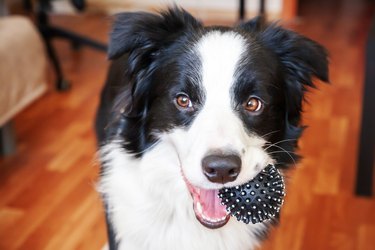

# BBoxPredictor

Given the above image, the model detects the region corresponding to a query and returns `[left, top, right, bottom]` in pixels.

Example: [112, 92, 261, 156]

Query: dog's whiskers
[265, 143, 297, 168]
[264, 138, 297, 151]
[259, 130, 281, 139]
[268, 150, 296, 155]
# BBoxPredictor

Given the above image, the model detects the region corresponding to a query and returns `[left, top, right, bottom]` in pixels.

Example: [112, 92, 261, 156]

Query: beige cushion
[0, 16, 47, 126]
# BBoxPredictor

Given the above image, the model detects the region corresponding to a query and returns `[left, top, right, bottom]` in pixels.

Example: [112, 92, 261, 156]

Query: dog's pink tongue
[199, 189, 228, 218]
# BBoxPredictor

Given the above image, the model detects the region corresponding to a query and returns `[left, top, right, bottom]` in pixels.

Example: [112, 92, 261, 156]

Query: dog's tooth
[196, 202, 203, 214]
[202, 214, 214, 223]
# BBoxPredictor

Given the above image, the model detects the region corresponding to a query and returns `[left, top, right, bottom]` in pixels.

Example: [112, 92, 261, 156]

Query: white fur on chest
[99, 141, 266, 250]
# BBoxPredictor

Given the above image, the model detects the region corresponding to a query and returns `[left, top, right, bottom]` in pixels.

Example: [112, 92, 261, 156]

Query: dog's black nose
[202, 154, 241, 184]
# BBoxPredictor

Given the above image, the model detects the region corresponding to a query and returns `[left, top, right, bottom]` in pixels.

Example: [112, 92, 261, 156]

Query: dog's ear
[240, 21, 329, 126]
[108, 7, 202, 117]
[108, 7, 202, 59]
[260, 25, 329, 128]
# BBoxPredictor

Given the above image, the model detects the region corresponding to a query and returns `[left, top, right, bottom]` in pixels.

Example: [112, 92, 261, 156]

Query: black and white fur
[95, 7, 328, 250]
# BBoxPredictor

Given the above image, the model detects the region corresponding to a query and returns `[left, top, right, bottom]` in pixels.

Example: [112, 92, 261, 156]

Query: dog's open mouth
[183, 176, 230, 229]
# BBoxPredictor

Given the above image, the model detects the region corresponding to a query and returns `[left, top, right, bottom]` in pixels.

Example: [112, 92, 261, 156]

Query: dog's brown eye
[176, 94, 193, 109]
[244, 97, 262, 113]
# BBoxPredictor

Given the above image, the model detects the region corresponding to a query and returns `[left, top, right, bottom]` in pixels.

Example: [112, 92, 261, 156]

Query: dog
[95, 7, 329, 250]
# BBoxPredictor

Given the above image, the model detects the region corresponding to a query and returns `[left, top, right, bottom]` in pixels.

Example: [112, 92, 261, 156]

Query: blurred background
[0, 0, 374, 249]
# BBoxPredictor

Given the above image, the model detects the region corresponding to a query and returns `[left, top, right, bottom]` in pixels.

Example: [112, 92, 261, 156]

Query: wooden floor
[0, 0, 374, 249]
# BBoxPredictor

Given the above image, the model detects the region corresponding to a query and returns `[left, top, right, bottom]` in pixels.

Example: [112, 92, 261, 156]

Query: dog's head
[105, 7, 328, 229]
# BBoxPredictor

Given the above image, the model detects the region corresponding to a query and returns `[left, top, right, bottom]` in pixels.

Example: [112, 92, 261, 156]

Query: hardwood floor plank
[357, 224, 375, 250]
[2, 157, 96, 248]
[21, 179, 105, 250]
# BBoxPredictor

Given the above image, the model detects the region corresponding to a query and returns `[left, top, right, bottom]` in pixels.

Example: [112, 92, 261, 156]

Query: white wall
[123, 0, 282, 15]
[74, 0, 285, 21]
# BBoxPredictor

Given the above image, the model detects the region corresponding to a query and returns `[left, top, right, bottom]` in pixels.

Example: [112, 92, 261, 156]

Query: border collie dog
[95, 7, 328, 250]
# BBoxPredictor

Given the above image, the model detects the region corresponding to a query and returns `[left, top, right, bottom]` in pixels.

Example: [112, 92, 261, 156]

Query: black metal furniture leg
[31, 0, 107, 91]
[40, 31, 71, 91]
[0, 122, 16, 155]
[355, 16, 375, 197]
[49, 26, 107, 52]
[239, 0, 266, 21]
[239, 0, 245, 20]
[260, 0, 266, 15]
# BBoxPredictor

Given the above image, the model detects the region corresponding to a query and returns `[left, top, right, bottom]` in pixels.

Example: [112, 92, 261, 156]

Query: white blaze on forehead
[192, 30, 247, 146]
[196, 31, 246, 105]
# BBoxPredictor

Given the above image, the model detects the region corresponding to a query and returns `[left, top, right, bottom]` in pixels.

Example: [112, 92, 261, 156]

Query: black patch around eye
[230, 44, 287, 139]
[143, 88, 201, 139]
[232, 75, 272, 115]
[139, 49, 204, 140]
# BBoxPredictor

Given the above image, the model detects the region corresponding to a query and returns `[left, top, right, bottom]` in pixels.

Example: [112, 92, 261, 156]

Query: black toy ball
[218, 164, 285, 224]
